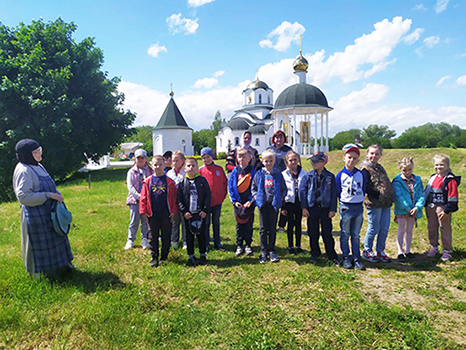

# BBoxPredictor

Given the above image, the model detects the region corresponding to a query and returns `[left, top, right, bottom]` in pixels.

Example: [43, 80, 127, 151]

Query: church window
[268, 95, 270, 104]
[220, 138, 222, 147]
[235, 137, 239, 146]
[255, 138, 260, 146]
[182, 140, 186, 154]
[259, 94, 262, 104]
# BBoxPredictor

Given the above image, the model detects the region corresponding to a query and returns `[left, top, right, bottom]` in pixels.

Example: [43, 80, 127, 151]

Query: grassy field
[1, 148, 466, 349]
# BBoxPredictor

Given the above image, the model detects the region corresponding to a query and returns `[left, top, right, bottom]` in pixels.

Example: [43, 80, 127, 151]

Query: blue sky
[1, 0, 465, 136]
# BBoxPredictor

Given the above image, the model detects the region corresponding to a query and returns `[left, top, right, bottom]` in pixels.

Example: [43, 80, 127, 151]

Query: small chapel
[216, 47, 332, 156]
[152, 90, 194, 156]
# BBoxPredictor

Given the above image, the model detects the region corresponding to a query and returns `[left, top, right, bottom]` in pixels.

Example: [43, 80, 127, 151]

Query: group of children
[125, 143, 460, 269]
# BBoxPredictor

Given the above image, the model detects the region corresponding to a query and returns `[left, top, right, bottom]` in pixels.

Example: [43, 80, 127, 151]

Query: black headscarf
[15, 139, 41, 166]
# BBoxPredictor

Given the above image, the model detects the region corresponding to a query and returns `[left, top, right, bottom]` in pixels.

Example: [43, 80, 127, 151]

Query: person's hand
[200, 211, 207, 219]
[49, 193, 64, 203]
[141, 214, 148, 222]
[244, 201, 252, 208]
[235, 202, 243, 208]
[281, 209, 288, 216]
[328, 211, 336, 218]
[439, 211, 449, 221]
[169, 213, 175, 222]
[184, 212, 192, 219]
[409, 208, 418, 216]
[302, 208, 309, 218]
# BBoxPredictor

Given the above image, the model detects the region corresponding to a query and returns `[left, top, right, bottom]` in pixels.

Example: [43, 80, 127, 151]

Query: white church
[152, 90, 194, 156]
[216, 49, 333, 156]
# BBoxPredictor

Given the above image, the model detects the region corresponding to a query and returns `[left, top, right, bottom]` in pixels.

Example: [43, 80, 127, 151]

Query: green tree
[392, 123, 462, 149]
[211, 110, 224, 135]
[361, 124, 396, 149]
[329, 129, 361, 150]
[0, 19, 135, 202]
[123, 125, 153, 156]
[192, 129, 215, 155]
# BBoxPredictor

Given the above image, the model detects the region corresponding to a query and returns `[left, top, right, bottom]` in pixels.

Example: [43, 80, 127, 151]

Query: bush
[217, 152, 227, 159]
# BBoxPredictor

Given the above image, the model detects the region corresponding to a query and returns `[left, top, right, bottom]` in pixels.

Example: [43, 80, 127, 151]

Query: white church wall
[153, 129, 194, 156]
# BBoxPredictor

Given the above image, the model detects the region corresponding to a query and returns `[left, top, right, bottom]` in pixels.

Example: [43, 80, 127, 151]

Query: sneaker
[330, 258, 340, 266]
[295, 247, 304, 254]
[377, 252, 391, 263]
[182, 244, 188, 250]
[245, 245, 253, 256]
[342, 257, 353, 269]
[235, 246, 244, 256]
[426, 247, 439, 258]
[188, 257, 198, 267]
[278, 227, 286, 233]
[150, 258, 158, 267]
[124, 241, 133, 250]
[309, 255, 318, 264]
[259, 253, 267, 264]
[199, 256, 207, 265]
[362, 250, 380, 263]
[142, 238, 150, 250]
[270, 251, 279, 263]
[215, 244, 227, 252]
[441, 251, 452, 262]
[287, 247, 296, 255]
[398, 254, 406, 262]
[158, 259, 166, 266]
[405, 252, 415, 260]
[354, 259, 366, 270]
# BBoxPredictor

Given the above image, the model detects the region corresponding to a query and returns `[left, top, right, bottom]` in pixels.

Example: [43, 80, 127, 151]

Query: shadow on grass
[58, 168, 129, 187]
[48, 269, 125, 294]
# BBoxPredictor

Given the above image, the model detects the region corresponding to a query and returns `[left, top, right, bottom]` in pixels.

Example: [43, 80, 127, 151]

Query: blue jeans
[205, 204, 222, 246]
[339, 203, 364, 259]
[128, 204, 149, 242]
[364, 207, 391, 253]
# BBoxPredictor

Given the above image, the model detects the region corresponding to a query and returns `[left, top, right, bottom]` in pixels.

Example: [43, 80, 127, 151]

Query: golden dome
[293, 53, 308, 73]
[246, 79, 270, 91]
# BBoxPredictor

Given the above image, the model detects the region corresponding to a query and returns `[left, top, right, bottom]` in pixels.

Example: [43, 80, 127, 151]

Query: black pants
[307, 206, 337, 260]
[283, 201, 302, 248]
[148, 211, 171, 261]
[259, 203, 278, 253]
[278, 212, 287, 228]
[236, 212, 254, 247]
[184, 217, 207, 256]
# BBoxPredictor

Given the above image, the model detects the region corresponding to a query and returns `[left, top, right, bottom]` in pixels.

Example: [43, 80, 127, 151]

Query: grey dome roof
[248, 124, 271, 135]
[275, 83, 331, 109]
[226, 118, 251, 130]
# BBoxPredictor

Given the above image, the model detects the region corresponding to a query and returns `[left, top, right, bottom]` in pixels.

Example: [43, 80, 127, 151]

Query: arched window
[235, 137, 239, 146]
[182, 140, 186, 154]
[268, 95, 270, 104]
[258, 94, 262, 104]
[255, 138, 260, 146]
[219, 138, 222, 147]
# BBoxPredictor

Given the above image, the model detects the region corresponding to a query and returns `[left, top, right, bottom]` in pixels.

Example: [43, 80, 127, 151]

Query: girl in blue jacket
[392, 157, 425, 262]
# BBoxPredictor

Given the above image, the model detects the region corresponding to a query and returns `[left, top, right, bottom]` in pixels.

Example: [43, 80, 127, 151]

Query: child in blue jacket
[392, 157, 425, 262]
[252, 150, 286, 263]
[299, 152, 339, 265]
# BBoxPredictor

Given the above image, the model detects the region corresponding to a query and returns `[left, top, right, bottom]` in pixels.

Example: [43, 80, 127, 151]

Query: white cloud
[456, 75, 466, 86]
[435, 0, 449, 13]
[424, 35, 440, 48]
[436, 75, 451, 86]
[188, 0, 215, 7]
[192, 77, 219, 89]
[403, 28, 424, 45]
[413, 4, 428, 11]
[259, 21, 305, 52]
[167, 13, 199, 35]
[213, 70, 225, 77]
[147, 43, 167, 57]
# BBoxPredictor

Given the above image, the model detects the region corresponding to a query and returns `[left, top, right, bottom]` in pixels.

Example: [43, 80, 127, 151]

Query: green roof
[154, 97, 192, 130]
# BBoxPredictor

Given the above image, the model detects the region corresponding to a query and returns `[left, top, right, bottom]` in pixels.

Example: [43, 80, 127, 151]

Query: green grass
[1, 148, 466, 349]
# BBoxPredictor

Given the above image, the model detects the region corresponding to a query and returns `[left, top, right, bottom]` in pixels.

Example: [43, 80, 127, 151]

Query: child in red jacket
[199, 147, 228, 252]
[140, 155, 178, 267]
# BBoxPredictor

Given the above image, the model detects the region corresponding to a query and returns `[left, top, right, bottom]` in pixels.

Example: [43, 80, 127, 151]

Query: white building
[216, 78, 275, 155]
[152, 91, 194, 156]
[216, 49, 332, 156]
